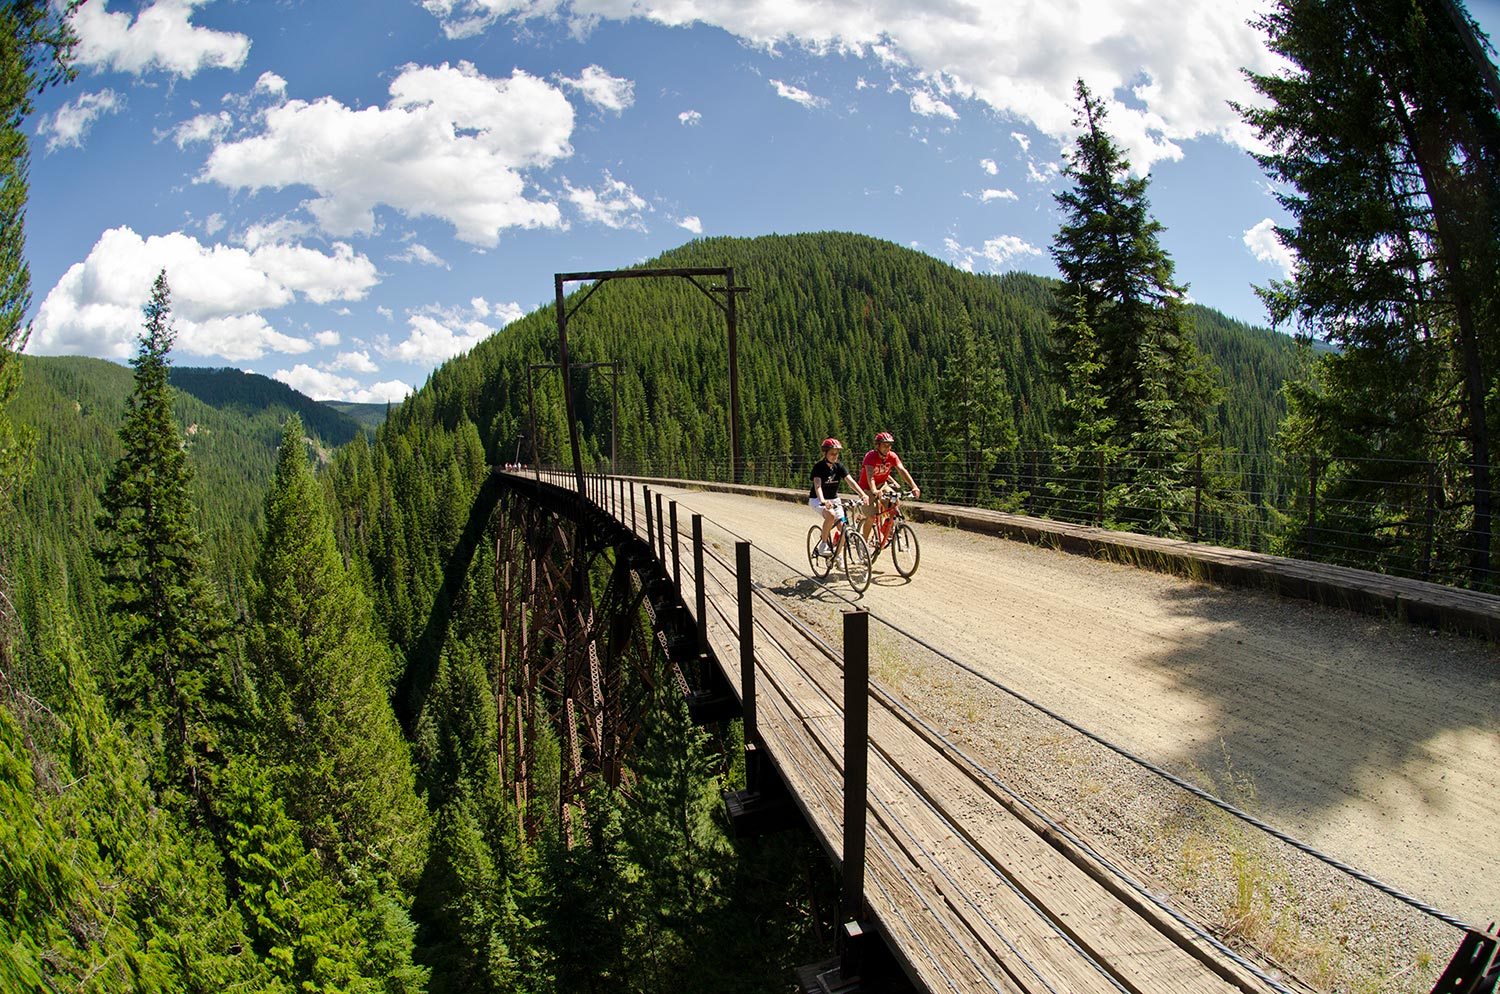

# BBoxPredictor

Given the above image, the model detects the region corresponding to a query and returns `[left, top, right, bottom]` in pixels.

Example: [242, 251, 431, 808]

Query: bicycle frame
[868, 491, 910, 553]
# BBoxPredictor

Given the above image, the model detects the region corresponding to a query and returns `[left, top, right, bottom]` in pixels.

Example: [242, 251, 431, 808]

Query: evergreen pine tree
[220, 757, 386, 994]
[250, 414, 427, 886]
[1240, 0, 1500, 586]
[1049, 292, 1121, 523]
[1050, 79, 1213, 523]
[1, 0, 77, 680]
[936, 311, 1017, 506]
[1122, 338, 1195, 534]
[94, 270, 233, 803]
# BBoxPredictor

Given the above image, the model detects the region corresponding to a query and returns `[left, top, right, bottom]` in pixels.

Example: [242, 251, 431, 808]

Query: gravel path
[644, 485, 1499, 992]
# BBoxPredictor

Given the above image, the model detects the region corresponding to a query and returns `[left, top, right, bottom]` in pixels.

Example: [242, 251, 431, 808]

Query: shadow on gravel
[1135, 580, 1497, 864]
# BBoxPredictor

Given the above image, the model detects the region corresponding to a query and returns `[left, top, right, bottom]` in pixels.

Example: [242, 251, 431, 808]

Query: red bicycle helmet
[874, 431, 895, 443]
[822, 437, 843, 450]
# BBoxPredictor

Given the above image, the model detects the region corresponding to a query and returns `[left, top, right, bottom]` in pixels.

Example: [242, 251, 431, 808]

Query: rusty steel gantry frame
[554, 267, 748, 494]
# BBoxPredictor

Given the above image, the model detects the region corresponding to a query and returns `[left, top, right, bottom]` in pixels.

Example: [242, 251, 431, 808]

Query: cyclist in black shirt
[809, 437, 869, 557]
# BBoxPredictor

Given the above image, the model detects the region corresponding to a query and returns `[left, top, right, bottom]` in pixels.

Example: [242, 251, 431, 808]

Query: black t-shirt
[809, 458, 851, 501]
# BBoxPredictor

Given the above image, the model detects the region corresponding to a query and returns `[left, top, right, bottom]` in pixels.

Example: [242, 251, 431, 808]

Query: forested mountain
[7, 355, 365, 661]
[325, 399, 397, 430]
[392, 232, 1298, 482]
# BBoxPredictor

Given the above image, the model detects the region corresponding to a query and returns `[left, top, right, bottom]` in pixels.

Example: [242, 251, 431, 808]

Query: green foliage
[251, 414, 428, 886]
[1242, 0, 1500, 586]
[1051, 81, 1214, 450]
[375, 232, 1288, 500]
[3, 621, 269, 993]
[1047, 81, 1223, 532]
[220, 756, 400, 994]
[1, 0, 79, 680]
[94, 272, 236, 803]
[171, 366, 369, 447]
[614, 694, 735, 990]
[9, 354, 372, 671]
[934, 308, 1020, 508]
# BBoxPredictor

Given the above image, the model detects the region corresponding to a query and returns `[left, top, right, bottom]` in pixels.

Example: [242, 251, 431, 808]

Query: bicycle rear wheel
[891, 522, 920, 577]
[843, 531, 872, 592]
[807, 525, 834, 577]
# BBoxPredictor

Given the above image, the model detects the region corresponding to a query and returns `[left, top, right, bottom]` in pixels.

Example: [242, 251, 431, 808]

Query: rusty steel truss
[490, 477, 695, 845]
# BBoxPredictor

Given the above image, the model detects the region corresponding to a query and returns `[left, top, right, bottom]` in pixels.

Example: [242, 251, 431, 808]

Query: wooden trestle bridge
[489, 466, 1325, 994]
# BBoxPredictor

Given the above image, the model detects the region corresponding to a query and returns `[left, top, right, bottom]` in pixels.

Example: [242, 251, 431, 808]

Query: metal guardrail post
[1192, 450, 1203, 542]
[693, 514, 707, 652]
[670, 500, 681, 591]
[630, 481, 637, 535]
[736, 541, 756, 746]
[841, 607, 869, 974]
[1096, 450, 1107, 526]
[1307, 456, 1320, 551]
[656, 492, 666, 563]
[644, 486, 654, 548]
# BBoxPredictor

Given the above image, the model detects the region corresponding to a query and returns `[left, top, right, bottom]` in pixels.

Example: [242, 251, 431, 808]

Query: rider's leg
[820, 504, 839, 545]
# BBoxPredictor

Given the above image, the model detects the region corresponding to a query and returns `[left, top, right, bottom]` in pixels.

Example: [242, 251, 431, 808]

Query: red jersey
[859, 448, 903, 491]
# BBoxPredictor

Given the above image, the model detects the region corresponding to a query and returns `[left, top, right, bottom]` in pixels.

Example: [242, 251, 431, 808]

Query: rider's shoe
[815, 540, 833, 557]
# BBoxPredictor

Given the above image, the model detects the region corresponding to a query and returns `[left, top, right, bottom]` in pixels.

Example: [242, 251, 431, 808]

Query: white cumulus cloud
[677, 215, 703, 234]
[171, 110, 231, 148]
[909, 89, 957, 120]
[393, 242, 449, 267]
[980, 188, 1017, 202]
[944, 234, 1044, 272]
[38, 89, 122, 152]
[679, 109, 702, 125]
[31, 226, 378, 361]
[203, 61, 573, 246]
[274, 364, 412, 403]
[254, 71, 287, 97]
[69, 0, 250, 77]
[385, 314, 488, 364]
[424, 0, 1282, 171]
[565, 171, 650, 230]
[314, 330, 341, 346]
[771, 79, 826, 109]
[329, 349, 379, 374]
[979, 157, 998, 175]
[561, 64, 634, 113]
[1243, 217, 1295, 277]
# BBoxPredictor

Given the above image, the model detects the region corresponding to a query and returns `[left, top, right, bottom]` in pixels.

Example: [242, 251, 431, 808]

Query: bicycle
[805, 498, 873, 593]
[864, 487, 921, 578]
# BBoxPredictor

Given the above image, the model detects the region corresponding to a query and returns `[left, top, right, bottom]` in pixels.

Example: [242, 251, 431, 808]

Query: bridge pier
[499, 471, 910, 991]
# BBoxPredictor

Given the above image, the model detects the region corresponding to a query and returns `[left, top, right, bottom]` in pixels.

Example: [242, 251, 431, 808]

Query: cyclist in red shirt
[859, 431, 920, 543]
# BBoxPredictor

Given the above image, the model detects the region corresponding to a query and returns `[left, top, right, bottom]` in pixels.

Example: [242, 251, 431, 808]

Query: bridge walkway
[518, 470, 1307, 994]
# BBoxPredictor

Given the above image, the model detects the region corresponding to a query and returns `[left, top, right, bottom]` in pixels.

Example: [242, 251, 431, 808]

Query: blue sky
[24, 0, 1500, 403]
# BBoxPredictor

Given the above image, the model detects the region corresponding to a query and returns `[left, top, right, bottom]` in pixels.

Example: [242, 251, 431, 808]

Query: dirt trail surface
[645, 484, 1499, 933]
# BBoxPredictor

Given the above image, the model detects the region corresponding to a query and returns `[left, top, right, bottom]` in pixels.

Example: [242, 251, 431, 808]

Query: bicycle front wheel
[807, 525, 834, 577]
[891, 522, 920, 577]
[843, 530, 872, 593]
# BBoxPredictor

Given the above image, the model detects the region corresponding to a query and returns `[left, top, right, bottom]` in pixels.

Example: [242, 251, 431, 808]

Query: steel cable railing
[542, 447, 1500, 591]
[599, 476, 1474, 924]
[677, 499, 1313, 991]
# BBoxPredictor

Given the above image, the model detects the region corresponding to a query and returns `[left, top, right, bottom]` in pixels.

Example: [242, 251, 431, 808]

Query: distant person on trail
[859, 431, 920, 543]
[809, 438, 868, 558]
